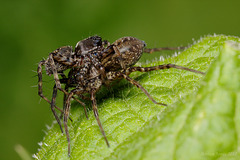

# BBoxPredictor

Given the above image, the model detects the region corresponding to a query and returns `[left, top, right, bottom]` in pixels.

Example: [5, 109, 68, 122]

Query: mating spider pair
[37, 36, 204, 156]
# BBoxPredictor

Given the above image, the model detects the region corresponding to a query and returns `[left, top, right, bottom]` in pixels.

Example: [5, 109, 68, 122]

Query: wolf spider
[37, 36, 204, 156]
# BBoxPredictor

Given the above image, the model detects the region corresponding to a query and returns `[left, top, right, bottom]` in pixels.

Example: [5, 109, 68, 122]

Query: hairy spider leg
[121, 73, 167, 106]
[51, 85, 64, 133]
[62, 83, 69, 120]
[64, 89, 83, 156]
[38, 58, 81, 123]
[125, 64, 205, 75]
[62, 80, 89, 120]
[91, 91, 110, 147]
[37, 60, 66, 113]
[144, 46, 188, 53]
[38, 61, 51, 102]
[64, 90, 74, 156]
[51, 73, 75, 132]
[116, 64, 205, 106]
[64, 89, 110, 156]
[48, 54, 64, 89]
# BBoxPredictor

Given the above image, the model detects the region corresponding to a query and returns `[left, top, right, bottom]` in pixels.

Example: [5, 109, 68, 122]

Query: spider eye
[92, 36, 102, 46]
[142, 41, 146, 47]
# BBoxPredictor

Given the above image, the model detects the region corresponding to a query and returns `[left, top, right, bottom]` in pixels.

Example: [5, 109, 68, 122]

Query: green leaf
[35, 35, 240, 160]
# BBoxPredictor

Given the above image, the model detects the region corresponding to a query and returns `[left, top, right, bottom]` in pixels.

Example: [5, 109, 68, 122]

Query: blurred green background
[0, 0, 240, 159]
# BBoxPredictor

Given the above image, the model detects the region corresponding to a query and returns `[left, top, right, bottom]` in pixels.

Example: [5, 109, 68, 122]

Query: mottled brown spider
[37, 36, 204, 156]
